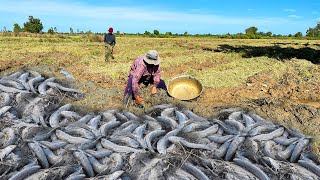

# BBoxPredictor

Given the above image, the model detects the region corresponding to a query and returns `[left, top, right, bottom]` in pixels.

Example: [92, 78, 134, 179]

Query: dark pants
[124, 74, 167, 99]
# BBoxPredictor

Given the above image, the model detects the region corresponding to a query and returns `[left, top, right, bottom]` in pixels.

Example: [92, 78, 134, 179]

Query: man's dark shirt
[104, 33, 116, 46]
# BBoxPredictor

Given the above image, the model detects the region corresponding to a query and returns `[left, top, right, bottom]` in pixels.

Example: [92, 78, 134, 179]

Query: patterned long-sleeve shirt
[130, 57, 160, 97]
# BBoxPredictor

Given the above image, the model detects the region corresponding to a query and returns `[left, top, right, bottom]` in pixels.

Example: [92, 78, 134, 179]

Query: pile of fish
[0, 70, 319, 180]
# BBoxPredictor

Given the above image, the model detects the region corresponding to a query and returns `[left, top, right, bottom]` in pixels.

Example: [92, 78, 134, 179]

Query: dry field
[0, 34, 319, 154]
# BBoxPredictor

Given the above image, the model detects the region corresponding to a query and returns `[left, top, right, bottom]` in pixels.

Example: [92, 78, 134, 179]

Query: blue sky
[0, 0, 319, 35]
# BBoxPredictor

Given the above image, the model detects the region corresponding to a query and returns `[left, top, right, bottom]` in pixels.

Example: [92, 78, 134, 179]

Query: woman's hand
[151, 86, 157, 95]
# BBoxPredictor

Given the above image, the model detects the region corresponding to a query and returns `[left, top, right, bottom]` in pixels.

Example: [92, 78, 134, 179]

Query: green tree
[165, 32, 172, 36]
[245, 26, 258, 35]
[13, 23, 22, 33]
[153, 29, 159, 35]
[47, 27, 54, 34]
[306, 22, 320, 37]
[23, 16, 43, 33]
[266, 31, 272, 37]
[85, 30, 92, 34]
[294, 32, 303, 38]
[144, 31, 151, 36]
[69, 27, 74, 34]
[183, 31, 188, 36]
[306, 28, 316, 37]
[54, 27, 57, 33]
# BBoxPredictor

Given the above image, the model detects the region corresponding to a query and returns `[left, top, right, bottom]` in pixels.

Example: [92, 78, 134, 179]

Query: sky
[0, 0, 319, 35]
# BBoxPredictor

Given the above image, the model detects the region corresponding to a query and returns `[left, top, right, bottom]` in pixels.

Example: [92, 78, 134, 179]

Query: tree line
[4, 16, 320, 39]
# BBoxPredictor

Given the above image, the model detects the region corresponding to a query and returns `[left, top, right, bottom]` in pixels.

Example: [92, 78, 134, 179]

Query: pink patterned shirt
[130, 57, 161, 97]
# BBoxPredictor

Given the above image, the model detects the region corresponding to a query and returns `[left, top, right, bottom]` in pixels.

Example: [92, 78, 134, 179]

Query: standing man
[123, 50, 167, 108]
[104, 27, 116, 61]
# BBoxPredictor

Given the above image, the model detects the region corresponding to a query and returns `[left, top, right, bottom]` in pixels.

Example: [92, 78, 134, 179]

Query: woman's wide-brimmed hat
[144, 50, 160, 65]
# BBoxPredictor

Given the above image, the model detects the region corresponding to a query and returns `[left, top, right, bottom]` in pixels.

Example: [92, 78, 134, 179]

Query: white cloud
[288, 15, 302, 19]
[284, 9, 296, 13]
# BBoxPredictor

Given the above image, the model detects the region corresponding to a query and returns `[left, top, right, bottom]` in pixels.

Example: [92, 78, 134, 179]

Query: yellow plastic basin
[168, 75, 203, 100]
